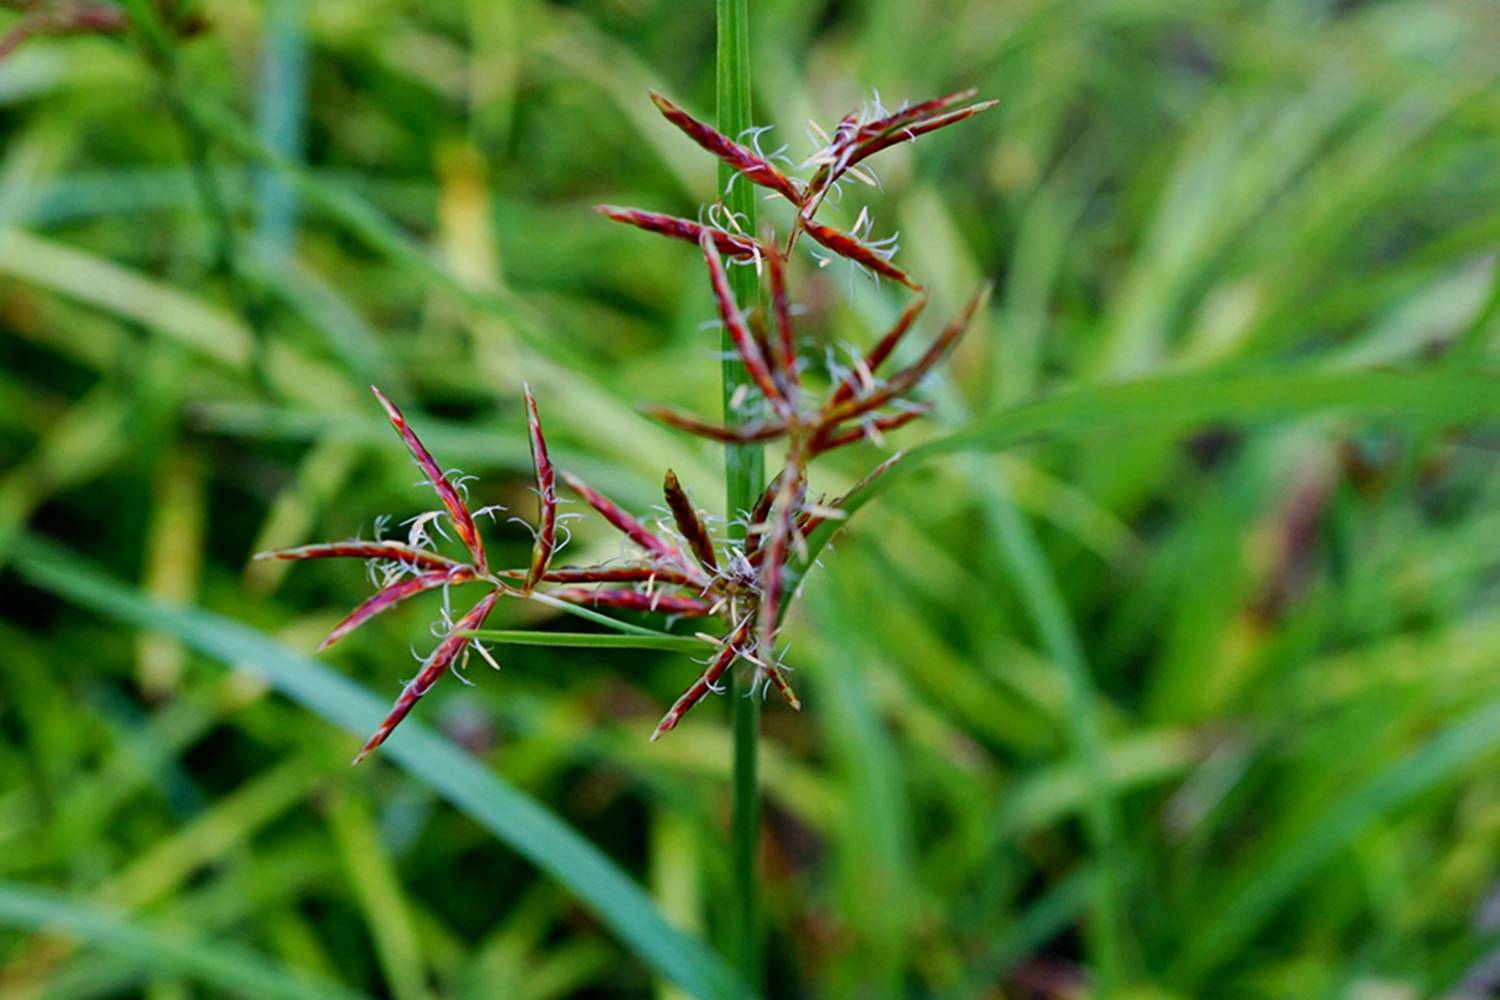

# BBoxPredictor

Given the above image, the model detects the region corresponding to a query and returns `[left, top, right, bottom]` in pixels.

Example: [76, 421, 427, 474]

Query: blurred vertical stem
[979, 474, 1122, 993]
[716, 0, 764, 987]
[254, 0, 308, 258]
[121, 0, 270, 387]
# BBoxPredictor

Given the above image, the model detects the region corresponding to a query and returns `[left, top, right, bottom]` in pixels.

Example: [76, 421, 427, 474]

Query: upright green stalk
[122, 0, 271, 388]
[716, 0, 764, 986]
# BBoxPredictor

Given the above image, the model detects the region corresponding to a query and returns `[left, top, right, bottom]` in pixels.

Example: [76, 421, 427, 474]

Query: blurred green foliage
[3, 0, 1500, 997]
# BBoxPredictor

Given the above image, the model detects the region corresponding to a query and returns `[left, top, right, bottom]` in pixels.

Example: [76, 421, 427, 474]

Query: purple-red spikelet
[800, 90, 995, 218]
[765, 241, 799, 396]
[639, 405, 787, 444]
[743, 470, 783, 560]
[813, 404, 932, 453]
[254, 541, 463, 573]
[847, 100, 1000, 166]
[652, 615, 755, 741]
[758, 654, 802, 712]
[523, 386, 556, 591]
[852, 89, 979, 147]
[371, 385, 488, 574]
[595, 205, 761, 261]
[649, 92, 802, 204]
[318, 567, 478, 652]
[798, 452, 905, 546]
[700, 233, 792, 417]
[353, 590, 500, 764]
[755, 467, 804, 660]
[825, 284, 990, 423]
[0, 3, 132, 64]
[802, 219, 919, 290]
[559, 469, 684, 567]
[537, 565, 699, 587]
[827, 294, 929, 409]
[663, 470, 719, 574]
[552, 587, 716, 618]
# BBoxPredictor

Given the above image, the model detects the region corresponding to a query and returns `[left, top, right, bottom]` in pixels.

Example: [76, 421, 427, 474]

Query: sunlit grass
[3, 1, 1500, 997]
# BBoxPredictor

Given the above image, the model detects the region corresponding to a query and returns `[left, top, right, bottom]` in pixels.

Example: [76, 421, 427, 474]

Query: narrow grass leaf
[796, 367, 1500, 579]
[0, 881, 370, 1000]
[11, 536, 750, 1000]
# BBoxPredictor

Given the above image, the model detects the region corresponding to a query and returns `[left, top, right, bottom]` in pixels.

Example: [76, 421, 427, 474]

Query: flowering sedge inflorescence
[259, 87, 992, 763]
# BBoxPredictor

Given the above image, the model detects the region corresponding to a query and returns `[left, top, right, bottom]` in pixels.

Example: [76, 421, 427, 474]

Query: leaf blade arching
[11, 535, 751, 1000]
[790, 366, 1500, 595]
[0, 881, 372, 1000]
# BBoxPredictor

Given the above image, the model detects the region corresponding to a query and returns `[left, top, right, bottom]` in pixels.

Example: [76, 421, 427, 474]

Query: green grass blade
[0, 229, 252, 368]
[944, 867, 1096, 999]
[326, 791, 430, 1000]
[177, 95, 548, 357]
[253, 0, 308, 257]
[11, 535, 751, 1000]
[1171, 687, 1500, 984]
[0, 881, 370, 1000]
[967, 468, 1122, 992]
[793, 366, 1500, 585]
[804, 581, 914, 995]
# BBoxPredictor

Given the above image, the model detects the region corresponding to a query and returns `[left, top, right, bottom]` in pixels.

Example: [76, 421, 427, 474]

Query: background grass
[3, 1, 1500, 997]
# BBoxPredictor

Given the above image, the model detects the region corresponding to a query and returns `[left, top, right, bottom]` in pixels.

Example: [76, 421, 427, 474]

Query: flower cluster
[261, 87, 992, 762]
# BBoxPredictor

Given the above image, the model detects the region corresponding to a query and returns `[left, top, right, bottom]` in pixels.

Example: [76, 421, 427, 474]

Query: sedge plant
[257, 39, 992, 990]
[258, 86, 993, 762]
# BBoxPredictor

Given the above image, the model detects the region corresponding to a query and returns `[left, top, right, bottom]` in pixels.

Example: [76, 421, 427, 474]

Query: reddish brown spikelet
[798, 91, 993, 224]
[649, 92, 802, 204]
[831, 110, 860, 144]
[827, 294, 929, 408]
[802, 219, 920, 290]
[558, 469, 681, 565]
[595, 205, 760, 261]
[747, 310, 775, 377]
[523, 386, 556, 591]
[813, 404, 933, 453]
[699, 233, 791, 416]
[807, 91, 986, 183]
[538, 565, 699, 586]
[743, 470, 783, 559]
[755, 469, 805, 663]
[766, 241, 799, 394]
[551, 587, 716, 618]
[640, 405, 787, 445]
[853, 89, 980, 146]
[798, 451, 906, 545]
[849, 100, 1000, 166]
[0, 3, 129, 63]
[663, 469, 719, 574]
[651, 616, 754, 741]
[254, 541, 463, 573]
[747, 463, 813, 714]
[826, 283, 990, 422]
[318, 568, 478, 652]
[352, 590, 500, 764]
[759, 658, 802, 712]
[371, 385, 487, 575]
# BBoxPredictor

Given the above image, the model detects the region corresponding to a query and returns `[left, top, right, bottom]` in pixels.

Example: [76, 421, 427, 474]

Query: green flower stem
[522, 590, 686, 639]
[716, 0, 764, 986]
